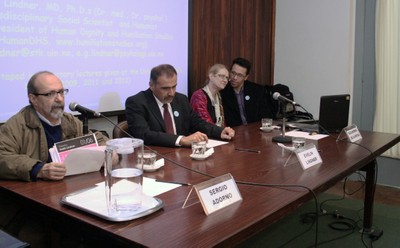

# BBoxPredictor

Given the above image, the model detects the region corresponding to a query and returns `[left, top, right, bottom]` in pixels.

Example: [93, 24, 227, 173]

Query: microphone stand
[272, 103, 292, 143]
[82, 114, 89, 134]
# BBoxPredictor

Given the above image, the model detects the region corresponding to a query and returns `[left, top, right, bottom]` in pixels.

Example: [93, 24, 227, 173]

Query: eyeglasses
[33, 89, 69, 98]
[230, 71, 246, 79]
[216, 74, 229, 81]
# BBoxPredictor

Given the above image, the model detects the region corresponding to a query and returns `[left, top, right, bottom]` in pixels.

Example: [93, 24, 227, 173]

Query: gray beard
[50, 109, 63, 120]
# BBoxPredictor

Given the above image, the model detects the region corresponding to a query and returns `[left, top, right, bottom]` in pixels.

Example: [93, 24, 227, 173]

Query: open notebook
[289, 94, 351, 134]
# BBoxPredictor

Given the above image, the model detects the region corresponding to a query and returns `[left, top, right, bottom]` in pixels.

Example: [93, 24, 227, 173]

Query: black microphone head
[272, 92, 280, 100]
[69, 102, 78, 111]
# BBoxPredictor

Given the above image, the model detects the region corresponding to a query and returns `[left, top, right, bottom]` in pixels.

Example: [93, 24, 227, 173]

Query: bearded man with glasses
[0, 70, 110, 247]
[0, 71, 107, 181]
[221, 57, 274, 127]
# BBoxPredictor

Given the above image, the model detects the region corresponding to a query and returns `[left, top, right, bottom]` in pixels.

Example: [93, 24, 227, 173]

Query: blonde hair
[206, 63, 227, 84]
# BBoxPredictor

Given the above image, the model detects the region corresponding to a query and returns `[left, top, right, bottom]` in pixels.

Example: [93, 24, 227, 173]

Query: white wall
[275, 0, 400, 188]
[274, 0, 355, 119]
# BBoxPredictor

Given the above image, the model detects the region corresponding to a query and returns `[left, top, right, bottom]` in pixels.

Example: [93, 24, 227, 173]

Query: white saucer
[143, 159, 165, 172]
[277, 143, 296, 152]
[260, 127, 273, 133]
[143, 165, 161, 172]
[190, 148, 214, 160]
[190, 153, 210, 160]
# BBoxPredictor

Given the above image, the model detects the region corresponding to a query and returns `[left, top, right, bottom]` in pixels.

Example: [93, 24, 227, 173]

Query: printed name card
[194, 173, 242, 215]
[295, 144, 323, 170]
[336, 124, 363, 142]
[344, 124, 362, 142]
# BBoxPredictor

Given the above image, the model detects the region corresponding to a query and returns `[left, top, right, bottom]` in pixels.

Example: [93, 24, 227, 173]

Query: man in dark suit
[125, 64, 235, 147]
[221, 57, 274, 127]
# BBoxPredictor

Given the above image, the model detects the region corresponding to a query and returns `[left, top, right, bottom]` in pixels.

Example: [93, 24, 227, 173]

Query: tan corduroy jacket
[0, 105, 107, 181]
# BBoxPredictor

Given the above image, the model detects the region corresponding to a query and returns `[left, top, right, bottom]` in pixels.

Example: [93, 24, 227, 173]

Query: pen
[235, 148, 261, 154]
[156, 179, 191, 186]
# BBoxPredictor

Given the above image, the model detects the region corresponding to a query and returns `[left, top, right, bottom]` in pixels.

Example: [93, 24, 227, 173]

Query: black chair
[112, 120, 130, 138]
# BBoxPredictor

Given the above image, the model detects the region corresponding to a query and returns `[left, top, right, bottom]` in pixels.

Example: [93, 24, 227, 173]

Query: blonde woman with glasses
[190, 64, 229, 127]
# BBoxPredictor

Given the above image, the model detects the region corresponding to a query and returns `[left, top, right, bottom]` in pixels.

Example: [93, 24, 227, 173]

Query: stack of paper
[49, 134, 105, 176]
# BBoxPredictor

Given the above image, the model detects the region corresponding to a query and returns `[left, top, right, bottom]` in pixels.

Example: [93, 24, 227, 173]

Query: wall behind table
[275, 0, 400, 188]
[274, 0, 355, 119]
[189, 0, 275, 96]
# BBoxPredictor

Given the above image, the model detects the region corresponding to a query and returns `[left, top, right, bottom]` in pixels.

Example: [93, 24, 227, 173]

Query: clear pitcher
[104, 138, 144, 213]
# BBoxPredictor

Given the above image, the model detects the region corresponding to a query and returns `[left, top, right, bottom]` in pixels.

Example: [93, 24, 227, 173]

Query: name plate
[295, 144, 323, 170]
[344, 124, 362, 142]
[194, 173, 242, 215]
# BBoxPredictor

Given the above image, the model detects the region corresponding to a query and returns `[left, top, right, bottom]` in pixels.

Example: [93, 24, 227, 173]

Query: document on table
[143, 177, 182, 196]
[62, 177, 174, 221]
[285, 130, 328, 140]
[206, 139, 228, 148]
[64, 177, 181, 204]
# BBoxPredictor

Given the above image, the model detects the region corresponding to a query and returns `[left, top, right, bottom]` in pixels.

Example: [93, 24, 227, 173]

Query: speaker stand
[272, 107, 292, 143]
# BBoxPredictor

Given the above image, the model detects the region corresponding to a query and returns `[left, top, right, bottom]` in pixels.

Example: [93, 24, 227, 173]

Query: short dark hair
[231, 57, 252, 75]
[150, 64, 177, 85]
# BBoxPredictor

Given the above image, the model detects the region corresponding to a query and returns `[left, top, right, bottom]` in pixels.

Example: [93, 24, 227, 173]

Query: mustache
[51, 103, 64, 110]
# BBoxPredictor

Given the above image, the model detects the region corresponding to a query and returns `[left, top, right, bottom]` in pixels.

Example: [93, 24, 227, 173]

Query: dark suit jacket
[125, 89, 224, 147]
[221, 81, 274, 127]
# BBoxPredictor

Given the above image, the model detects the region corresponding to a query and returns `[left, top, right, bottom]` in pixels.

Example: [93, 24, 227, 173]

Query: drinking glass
[105, 138, 144, 214]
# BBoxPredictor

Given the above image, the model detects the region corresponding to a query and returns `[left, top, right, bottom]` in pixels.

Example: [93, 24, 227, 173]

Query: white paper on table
[63, 180, 161, 220]
[206, 139, 228, 148]
[143, 177, 181, 196]
[92, 178, 179, 197]
[285, 131, 328, 140]
[65, 176, 178, 207]
[64, 146, 106, 176]
[64, 184, 108, 213]
[66, 177, 180, 202]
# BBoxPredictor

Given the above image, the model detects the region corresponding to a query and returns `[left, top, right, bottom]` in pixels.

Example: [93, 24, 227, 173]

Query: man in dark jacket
[221, 57, 274, 127]
[125, 64, 235, 147]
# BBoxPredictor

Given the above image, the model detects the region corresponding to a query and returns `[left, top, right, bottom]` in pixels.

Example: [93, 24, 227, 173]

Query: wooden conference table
[1, 122, 399, 247]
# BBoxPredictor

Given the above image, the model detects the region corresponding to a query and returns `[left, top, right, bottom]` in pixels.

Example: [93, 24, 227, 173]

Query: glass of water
[292, 137, 306, 149]
[138, 150, 157, 168]
[191, 141, 207, 156]
[105, 138, 144, 214]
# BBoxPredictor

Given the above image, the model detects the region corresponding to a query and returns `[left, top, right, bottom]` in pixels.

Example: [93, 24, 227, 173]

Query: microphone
[271, 92, 295, 143]
[94, 112, 165, 162]
[272, 92, 297, 106]
[69, 102, 101, 117]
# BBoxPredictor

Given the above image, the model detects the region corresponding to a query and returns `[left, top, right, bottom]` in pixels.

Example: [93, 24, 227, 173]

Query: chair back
[112, 121, 130, 138]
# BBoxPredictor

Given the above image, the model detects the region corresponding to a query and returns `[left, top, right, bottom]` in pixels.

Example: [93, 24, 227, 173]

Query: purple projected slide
[0, 0, 188, 122]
